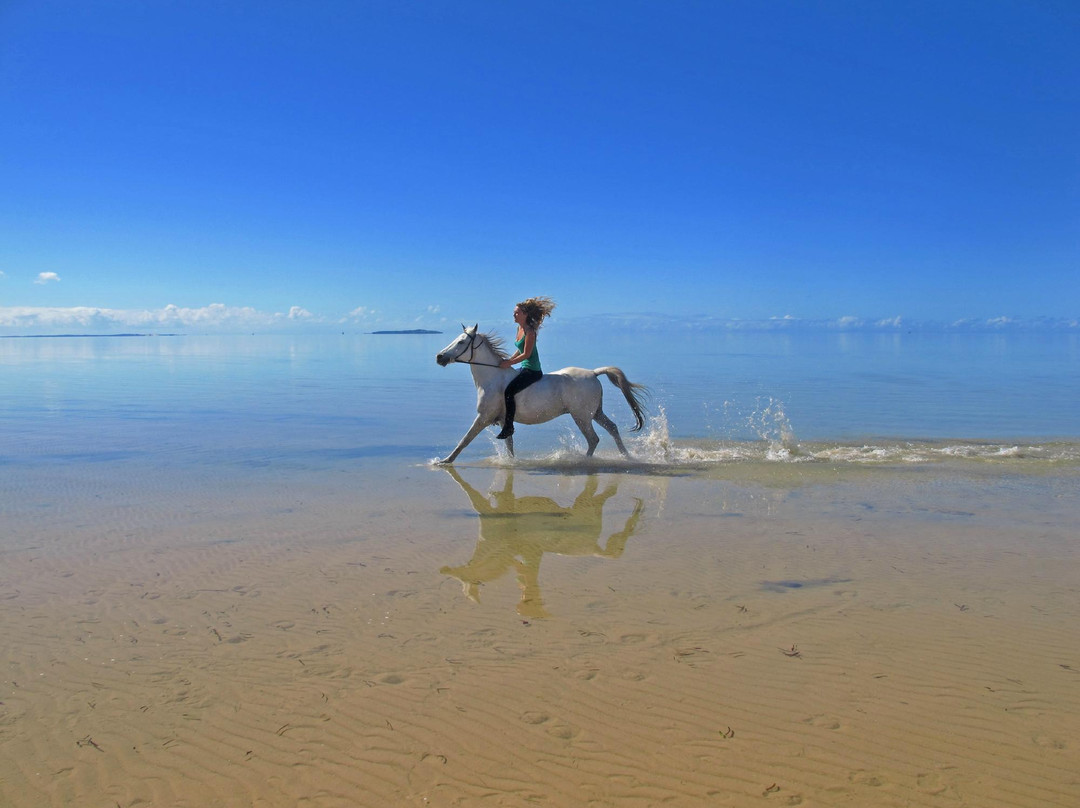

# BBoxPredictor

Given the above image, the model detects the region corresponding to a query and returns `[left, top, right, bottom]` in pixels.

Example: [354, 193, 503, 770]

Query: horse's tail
[594, 367, 649, 431]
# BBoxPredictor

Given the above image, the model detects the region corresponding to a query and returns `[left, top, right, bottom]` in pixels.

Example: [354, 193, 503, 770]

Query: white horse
[435, 324, 648, 464]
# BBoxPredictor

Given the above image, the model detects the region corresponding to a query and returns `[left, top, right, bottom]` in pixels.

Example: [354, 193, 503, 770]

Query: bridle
[454, 328, 504, 368]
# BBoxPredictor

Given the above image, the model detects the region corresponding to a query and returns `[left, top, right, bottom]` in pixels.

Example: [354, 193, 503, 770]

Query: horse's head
[436, 324, 479, 367]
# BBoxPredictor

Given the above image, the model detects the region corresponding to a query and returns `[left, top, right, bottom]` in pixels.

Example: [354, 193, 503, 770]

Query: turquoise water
[2, 330, 1077, 473]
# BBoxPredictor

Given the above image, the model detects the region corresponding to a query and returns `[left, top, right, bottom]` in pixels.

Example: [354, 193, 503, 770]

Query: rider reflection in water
[496, 296, 556, 440]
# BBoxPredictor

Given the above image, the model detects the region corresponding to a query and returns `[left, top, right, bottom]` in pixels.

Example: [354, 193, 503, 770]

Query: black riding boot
[496, 403, 515, 439]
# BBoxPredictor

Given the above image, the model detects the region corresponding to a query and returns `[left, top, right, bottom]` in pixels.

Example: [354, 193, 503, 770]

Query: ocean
[2, 328, 1079, 807]
[3, 328, 1077, 473]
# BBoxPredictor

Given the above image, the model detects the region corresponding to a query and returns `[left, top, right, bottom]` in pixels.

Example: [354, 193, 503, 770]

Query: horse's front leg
[438, 413, 495, 464]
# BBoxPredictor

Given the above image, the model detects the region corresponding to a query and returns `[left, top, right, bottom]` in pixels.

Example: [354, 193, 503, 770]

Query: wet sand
[2, 459, 1078, 807]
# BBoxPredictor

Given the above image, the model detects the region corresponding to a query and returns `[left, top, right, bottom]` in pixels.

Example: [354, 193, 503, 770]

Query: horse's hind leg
[572, 414, 601, 457]
[594, 409, 630, 457]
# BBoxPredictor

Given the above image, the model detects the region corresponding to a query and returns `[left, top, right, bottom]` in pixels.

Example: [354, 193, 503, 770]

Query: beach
[3, 452, 1078, 807]
[2, 333, 1079, 806]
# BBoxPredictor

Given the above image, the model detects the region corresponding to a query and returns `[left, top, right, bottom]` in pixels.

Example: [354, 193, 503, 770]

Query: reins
[456, 330, 504, 368]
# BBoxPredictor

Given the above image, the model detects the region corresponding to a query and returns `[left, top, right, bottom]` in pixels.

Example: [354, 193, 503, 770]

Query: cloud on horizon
[0, 303, 325, 333]
[559, 312, 1079, 333]
[345, 305, 377, 320]
[1, 304, 1076, 335]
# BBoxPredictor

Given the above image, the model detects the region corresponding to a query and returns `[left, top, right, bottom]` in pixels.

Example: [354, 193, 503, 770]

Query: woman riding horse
[434, 319, 646, 464]
[496, 296, 556, 439]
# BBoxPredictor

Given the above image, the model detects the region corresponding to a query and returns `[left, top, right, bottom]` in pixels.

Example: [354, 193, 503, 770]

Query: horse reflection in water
[440, 467, 645, 618]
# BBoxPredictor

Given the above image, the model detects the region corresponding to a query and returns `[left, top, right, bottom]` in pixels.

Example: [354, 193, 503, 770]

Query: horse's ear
[461, 323, 467, 332]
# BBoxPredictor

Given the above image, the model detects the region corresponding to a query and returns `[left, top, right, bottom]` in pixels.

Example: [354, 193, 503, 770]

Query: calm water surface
[2, 330, 1077, 474]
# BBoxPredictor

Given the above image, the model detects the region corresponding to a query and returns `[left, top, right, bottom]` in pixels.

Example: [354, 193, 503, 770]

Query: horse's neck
[468, 339, 509, 388]
[485, 336, 508, 361]
[470, 338, 506, 369]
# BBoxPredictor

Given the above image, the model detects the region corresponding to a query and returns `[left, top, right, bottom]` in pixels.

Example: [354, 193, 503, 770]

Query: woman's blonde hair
[516, 296, 556, 330]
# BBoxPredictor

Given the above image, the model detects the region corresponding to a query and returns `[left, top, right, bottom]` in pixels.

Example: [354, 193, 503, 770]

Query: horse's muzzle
[436, 354, 451, 367]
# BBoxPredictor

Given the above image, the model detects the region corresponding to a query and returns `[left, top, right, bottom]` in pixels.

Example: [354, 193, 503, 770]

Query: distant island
[369, 329, 443, 335]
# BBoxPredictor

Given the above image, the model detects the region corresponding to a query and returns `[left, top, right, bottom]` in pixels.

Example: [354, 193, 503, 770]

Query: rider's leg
[496, 370, 542, 440]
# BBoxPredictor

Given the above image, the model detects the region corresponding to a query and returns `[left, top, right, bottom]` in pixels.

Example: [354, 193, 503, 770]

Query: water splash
[628, 404, 1080, 469]
[635, 405, 677, 463]
[746, 397, 802, 461]
[627, 407, 762, 465]
[441, 400, 1080, 471]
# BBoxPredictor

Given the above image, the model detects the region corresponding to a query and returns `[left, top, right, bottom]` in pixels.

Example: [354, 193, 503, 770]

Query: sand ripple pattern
[2, 467, 1079, 806]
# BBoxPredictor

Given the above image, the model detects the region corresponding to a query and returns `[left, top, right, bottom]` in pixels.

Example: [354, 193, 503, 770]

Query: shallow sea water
[1, 330, 1078, 806]
[3, 328, 1077, 467]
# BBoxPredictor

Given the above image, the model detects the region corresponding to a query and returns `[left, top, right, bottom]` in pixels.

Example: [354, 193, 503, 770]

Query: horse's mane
[480, 331, 509, 360]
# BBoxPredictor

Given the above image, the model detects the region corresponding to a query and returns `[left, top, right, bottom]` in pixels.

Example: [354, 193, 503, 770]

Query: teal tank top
[515, 333, 542, 372]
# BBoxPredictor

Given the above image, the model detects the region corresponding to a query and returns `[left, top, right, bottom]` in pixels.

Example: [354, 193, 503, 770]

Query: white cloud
[0, 303, 325, 333]
[35, 272, 61, 284]
[835, 316, 864, 328]
[3, 305, 1075, 335]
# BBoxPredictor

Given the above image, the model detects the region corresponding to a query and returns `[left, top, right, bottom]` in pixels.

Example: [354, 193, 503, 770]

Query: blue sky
[1, 0, 1077, 333]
